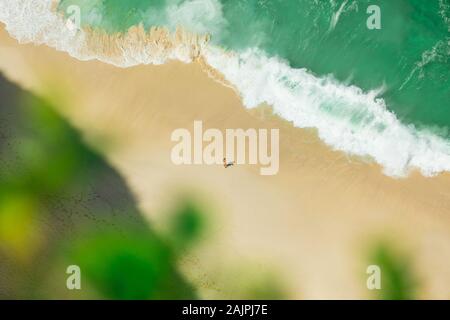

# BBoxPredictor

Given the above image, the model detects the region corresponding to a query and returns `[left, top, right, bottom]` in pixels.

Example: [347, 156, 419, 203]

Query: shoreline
[1, 0, 209, 67]
[1, 26, 450, 299]
[2, 1, 450, 177]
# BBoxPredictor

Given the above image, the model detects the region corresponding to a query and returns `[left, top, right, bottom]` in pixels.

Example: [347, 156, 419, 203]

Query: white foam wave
[0, 0, 84, 56]
[0, 0, 205, 66]
[328, 0, 348, 31]
[2, 0, 450, 177]
[203, 47, 450, 177]
[165, 0, 227, 38]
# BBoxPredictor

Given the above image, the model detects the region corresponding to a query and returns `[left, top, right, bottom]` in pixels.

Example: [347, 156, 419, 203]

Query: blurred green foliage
[63, 228, 194, 299]
[368, 242, 418, 300]
[168, 198, 206, 251]
[0, 76, 196, 299]
[242, 276, 288, 300]
[0, 84, 293, 299]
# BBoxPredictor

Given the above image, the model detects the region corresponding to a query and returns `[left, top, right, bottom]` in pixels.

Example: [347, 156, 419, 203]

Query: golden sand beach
[1, 25, 449, 299]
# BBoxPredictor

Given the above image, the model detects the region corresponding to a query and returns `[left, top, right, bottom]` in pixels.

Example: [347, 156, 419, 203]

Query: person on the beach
[223, 158, 234, 168]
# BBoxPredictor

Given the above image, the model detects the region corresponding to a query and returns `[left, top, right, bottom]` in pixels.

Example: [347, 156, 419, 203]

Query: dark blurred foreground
[0, 74, 199, 299]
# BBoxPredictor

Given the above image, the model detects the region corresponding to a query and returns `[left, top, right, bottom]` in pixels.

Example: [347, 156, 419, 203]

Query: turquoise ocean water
[57, 0, 449, 130]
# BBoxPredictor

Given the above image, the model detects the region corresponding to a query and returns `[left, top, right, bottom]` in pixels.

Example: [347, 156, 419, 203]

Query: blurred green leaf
[368, 242, 419, 300]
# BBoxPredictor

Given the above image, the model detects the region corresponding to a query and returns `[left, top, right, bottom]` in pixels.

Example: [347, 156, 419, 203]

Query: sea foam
[0, 0, 209, 66]
[204, 47, 450, 177]
[1, 0, 450, 177]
